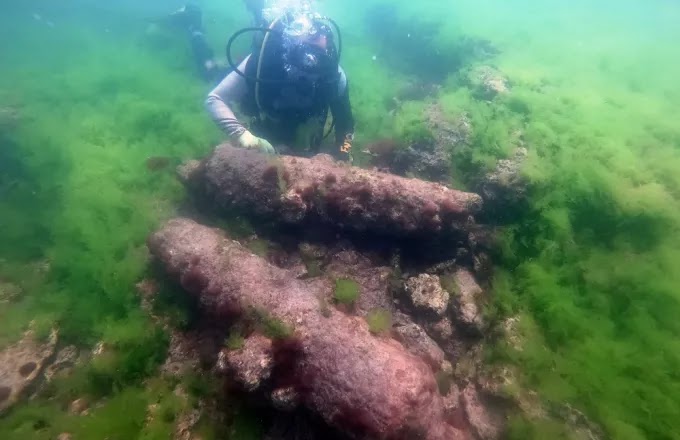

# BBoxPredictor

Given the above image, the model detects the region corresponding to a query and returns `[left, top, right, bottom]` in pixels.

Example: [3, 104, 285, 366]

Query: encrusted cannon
[179, 144, 482, 238]
[148, 218, 466, 440]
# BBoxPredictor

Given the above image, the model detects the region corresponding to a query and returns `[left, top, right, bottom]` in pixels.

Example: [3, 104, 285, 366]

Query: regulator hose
[226, 27, 282, 83]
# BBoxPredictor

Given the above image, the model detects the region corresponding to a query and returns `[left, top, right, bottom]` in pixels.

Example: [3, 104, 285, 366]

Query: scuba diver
[169, 1, 354, 160]
[165, 3, 228, 81]
[208, 1, 354, 160]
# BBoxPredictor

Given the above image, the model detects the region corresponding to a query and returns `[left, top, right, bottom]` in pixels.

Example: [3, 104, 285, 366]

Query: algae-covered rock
[44, 345, 79, 382]
[366, 309, 393, 335]
[176, 159, 202, 185]
[426, 104, 473, 151]
[388, 105, 472, 183]
[333, 278, 360, 306]
[405, 274, 450, 317]
[480, 147, 528, 214]
[218, 334, 273, 392]
[469, 66, 510, 99]
[393, 312, 445, 369]
[452, 268, 485, 334]
[271, 386, 300, 411]
[462, 384, 505, 440]
[325, 248, 395, 316]
[0, 327, 58, 413]
[69, 397, 89, 416]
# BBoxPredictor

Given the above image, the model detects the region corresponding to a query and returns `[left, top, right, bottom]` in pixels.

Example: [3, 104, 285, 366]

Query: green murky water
[1, 1, 679, 438]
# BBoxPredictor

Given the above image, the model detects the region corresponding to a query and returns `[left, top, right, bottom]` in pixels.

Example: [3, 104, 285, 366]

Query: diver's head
[279, 14, 339, 86]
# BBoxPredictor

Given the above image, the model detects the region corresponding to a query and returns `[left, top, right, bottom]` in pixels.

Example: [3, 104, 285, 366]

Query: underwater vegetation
[0, 3, 232, 438]
[0, 0, 680, 439]
[333, 278, 360, 306]
[441, 2, 680, 439]
[248, 307, 294, 341]
[366, 309, 392, 335]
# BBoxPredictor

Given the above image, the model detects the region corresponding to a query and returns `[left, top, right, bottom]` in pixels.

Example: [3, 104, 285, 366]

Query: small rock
[473, 252, 493, 282]
[298, 242, 328, 261]
[558, 404, 605, 440]
[404, 274, 449, 317]
[176, 160, 202, 184]
[163, 332, 202, 377]
[145, 403, 159, 426]
[136, 278, 159, 299]
[469, 66, 510, 99]
[392, 144, 451, 183]
[461, 384, 504, 440]
[57, 433, 72, 440]
[271, 386, 300, 411]
[223, 334, 273, 392]
[393, 314, 445, 369]
[92, 341, 108, 358]
[387, 105, 471, 183]
[69, 398, 89, 415]
[268, 251, 308, 279]
[426, 107, 472, 150]
[452, 269, 484, 334]
[429, 317, 455, 341]
[324, 248, 395, 316]
[442, 384, 466, 429]
[174, 409, 201, 440]
[480, 147, 528, 215]
[441, 360, 454, 376]
[502, 316, 523, 352]
[45, 345, 79, 382]
[0, 328, 58, 413]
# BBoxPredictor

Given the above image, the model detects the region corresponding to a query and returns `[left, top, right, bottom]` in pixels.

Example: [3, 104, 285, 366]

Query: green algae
[248, 307, 294, 341]
[245, 238, 271, 258]
[358, 2, 680, 437]
[333, 278, 360, 306]
[366, 309, 392, 335]
[225, 331, 246, 351]
[435, 371, 453, 396]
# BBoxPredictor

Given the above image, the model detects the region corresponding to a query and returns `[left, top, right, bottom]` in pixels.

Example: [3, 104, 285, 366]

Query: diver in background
[166, 3, 227, 81]
[166, 1, 267, 79]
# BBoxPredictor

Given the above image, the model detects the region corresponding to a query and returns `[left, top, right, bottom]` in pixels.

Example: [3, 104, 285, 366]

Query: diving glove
[238, 130, 276, 155]
[339, 133, 354, 163]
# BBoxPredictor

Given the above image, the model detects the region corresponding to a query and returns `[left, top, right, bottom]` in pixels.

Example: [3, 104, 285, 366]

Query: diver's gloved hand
[338, 133, 354, 163]
[238, 130, 276, 155]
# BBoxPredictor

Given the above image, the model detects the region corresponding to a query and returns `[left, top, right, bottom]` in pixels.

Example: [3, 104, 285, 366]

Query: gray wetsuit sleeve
[205, 56, 251, 139]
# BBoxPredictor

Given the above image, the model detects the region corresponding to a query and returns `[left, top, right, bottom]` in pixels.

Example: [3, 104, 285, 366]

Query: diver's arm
[205, 56, 250, 139]
[330, 67, 355, 147]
